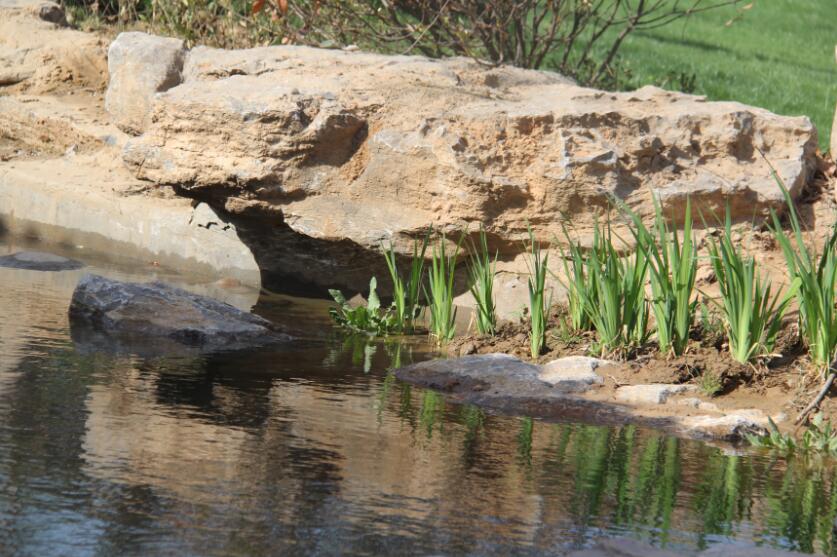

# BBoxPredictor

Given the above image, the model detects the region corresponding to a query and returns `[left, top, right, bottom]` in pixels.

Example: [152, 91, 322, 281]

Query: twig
[795, 370, 836, 426]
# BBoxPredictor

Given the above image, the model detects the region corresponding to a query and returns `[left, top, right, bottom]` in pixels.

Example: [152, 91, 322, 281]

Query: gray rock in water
[69, 274, 288, 353]
[566, 538, 683, 557]
[0, 251, 84, 271]
[566, 538, 808, 557]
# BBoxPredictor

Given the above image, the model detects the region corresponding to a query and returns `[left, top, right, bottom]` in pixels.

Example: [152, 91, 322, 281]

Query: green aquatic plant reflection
[517, 417, 534, 466]
[374, 372, 837, 555]
[418, 390, 445, 439]
[390, 393, 837, 554]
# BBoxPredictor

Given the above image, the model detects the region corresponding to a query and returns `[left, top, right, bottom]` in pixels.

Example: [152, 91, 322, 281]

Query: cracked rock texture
[114, 34, 817, 259]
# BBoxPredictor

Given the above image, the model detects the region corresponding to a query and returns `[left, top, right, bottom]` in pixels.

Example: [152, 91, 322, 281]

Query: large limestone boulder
[112, 35, 817, 259]
[105, 32, 186, 134]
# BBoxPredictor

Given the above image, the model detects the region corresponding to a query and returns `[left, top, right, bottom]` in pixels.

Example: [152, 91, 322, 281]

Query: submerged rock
[68, 274, 288, 353]
[0, 251, 84, 271]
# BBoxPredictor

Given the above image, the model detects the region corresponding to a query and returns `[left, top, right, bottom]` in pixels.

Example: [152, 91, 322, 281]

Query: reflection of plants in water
[398, 382, 415, 428]
[759, 459, 837, 555]
[418, 390, 445, 439]
[324, 335, 417, 374]
[378, 396, 837, 555]
[517, 417, 534, 466]
[460, 405, 485, 467]
[690, 453, 751, 546]
[376, 371, 396, 423]
[382, 339, 417, 370]
[544, 424, 682, 546]
[361, 343, 376, 373]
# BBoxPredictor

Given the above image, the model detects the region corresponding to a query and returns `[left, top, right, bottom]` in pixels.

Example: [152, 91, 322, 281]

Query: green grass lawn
[609, 0, 837, 151]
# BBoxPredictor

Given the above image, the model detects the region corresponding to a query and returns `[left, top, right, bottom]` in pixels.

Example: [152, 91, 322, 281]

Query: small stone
[0, 251, 84, 271]
[674, 397, 702, 408]
[673, 397, 721, 412]
[698, 401, 721, 413]
[539, 356, 608, 387]
[615, 384, 690, 405]
[680, 413, 768, 440]
[459, 341, 478, 356]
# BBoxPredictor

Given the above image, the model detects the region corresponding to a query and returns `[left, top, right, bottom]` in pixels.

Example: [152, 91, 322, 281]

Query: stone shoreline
[395, 353, 778, 443]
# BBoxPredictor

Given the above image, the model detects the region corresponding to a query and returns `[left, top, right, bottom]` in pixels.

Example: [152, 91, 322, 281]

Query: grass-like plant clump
[630, 198, 697, 356]
[578, 219, 650, 357]
[707, 207, 798, 364]
[466, 228, 497, 336]
[525, 228, 550, 358]
[697, 370, 723, 397]
[426, 234, 462, 342]
[558, 223, 603, 333]
[383, 237, 428, 333]
[770, 179, 837, 372]
[747, 414, 837, 456]
[329, 277, 393, 336]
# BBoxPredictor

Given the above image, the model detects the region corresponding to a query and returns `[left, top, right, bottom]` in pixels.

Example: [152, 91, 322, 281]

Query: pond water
[1, 239, 837, 556]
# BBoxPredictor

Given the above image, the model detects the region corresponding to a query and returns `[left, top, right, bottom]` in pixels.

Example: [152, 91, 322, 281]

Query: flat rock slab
[566, 538, 807, 557]
[0, 251, 84, 271]
[395, 354, 671, 432]
[539, 356, 608, 391]
[615, 384, 690, 405]
[681, 412, 768, 441]
[395, 355, 766, 442]
[69, 274, 289, 354]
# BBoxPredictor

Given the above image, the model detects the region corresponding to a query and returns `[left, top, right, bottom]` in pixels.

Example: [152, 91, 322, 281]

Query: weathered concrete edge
[0, 167, 262, 286]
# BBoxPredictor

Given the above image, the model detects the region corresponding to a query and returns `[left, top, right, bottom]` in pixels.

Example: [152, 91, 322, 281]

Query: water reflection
[3, 241, 837, 555]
